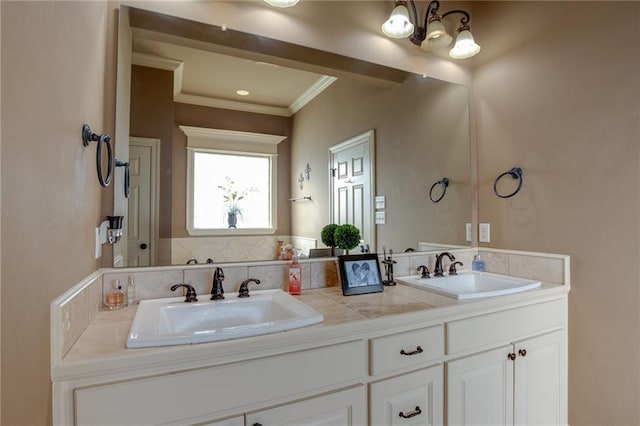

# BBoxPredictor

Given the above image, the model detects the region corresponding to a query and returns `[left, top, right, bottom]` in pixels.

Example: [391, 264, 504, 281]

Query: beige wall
[1, 2, 113, 424]
[291, 75, 470, 251]
[472, 2, 640, 425]
[3, 1, 638, 424]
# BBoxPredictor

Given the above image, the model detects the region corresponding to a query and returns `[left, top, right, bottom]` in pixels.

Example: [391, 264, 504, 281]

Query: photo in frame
[338, 253, 384, 296]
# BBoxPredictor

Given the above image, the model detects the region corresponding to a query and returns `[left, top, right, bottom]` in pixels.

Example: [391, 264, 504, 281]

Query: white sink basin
[396, 271, 541, 300]
[126, 289, 324, 348]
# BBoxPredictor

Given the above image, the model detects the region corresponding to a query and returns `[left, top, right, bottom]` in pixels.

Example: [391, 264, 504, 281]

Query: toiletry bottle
[472, 254, 485, 272]
[288, 252, 301, 295]
[127, 276, 136, 306]
[104, 279, 125, 310]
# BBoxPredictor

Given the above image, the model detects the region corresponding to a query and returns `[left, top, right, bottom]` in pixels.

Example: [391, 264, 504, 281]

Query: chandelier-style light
[382, 0, 481, 59]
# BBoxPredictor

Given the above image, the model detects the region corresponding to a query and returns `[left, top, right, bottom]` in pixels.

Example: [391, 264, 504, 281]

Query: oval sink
[396, 271, 541, 300]
[126, 289, 324, 348]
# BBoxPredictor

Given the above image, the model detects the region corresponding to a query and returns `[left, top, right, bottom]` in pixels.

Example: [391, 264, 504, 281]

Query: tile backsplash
[52, 247, 569, 362]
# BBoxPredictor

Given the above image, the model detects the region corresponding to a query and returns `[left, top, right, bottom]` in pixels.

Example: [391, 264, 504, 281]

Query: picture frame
[338, 253, 384, 296]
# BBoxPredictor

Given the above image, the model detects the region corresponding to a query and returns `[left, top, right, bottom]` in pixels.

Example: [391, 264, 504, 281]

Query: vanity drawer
[369, 325, 444, 376]
[446, 298, 566, 355]
[369, 365, 443, 426]
[74, 340, 366, 425]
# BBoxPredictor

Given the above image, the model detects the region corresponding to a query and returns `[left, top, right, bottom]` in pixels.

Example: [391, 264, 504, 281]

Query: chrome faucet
[238, 278, 261, 298]
[434, 252, 456, 277]
[211, 267, 225, 300]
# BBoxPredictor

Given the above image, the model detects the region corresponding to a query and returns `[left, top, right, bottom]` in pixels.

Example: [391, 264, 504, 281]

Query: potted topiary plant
[334, 224, 361, 255]
[321, 223, 339, 256]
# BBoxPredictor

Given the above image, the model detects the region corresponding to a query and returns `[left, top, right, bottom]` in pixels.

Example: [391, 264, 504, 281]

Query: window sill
[187, 228, 277, 236]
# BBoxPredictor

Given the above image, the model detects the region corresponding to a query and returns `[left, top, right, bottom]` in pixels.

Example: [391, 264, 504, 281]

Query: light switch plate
[479, 223, 491, 243]
[465, 223, 472, 242]
[375, 211, 386, 224]
[375, 196, 386, 209]
[95, 227, 102, 259]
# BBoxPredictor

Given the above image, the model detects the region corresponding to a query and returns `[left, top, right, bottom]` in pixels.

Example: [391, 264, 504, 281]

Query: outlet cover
[465, 223, 472, 242]
[375, 196, 386, 209]
[479, 223, 491, 243]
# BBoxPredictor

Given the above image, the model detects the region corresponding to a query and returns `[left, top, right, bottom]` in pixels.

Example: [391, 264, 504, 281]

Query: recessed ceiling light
[256, 61, 279, 69]
[236, 90, 250, 96]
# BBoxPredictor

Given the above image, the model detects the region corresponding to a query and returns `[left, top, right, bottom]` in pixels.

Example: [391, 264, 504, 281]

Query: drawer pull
[400, 346, 423, 356]
[508, 352, 517, 361]
[399, 406, 422, 419]
[519, 349, 527, 357]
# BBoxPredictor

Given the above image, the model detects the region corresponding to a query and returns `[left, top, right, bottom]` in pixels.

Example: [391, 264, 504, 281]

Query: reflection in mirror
[117, 6, 471, 267]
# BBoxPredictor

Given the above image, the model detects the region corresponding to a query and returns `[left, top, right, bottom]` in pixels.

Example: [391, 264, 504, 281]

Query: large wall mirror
[114, 5, 471, 268]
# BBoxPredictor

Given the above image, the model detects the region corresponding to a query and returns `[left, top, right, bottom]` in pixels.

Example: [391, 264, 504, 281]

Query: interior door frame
[329, 129, 376, 252]
[129, 136, 161, 266]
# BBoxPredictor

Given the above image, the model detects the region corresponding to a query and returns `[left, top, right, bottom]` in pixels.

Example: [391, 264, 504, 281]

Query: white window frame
[180, 126, 285, 236]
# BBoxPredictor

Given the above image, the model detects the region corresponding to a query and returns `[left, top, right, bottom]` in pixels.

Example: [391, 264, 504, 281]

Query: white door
[514, 331, 566, 426]
[127, 137, 159, 266]
[330, 130, 375, 250]
[447, 345, 515, 426]
[245, 386, 366, 426]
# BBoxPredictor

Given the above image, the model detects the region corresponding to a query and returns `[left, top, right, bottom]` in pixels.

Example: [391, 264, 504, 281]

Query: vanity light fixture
[264, 0, 299, 8]
[382, 0, 481, 59]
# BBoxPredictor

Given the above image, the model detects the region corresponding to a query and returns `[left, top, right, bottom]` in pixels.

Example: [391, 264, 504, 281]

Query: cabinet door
[245, 386, 366, 426]
[200, 415, 245, 426]
[370, 365, 443, 426]
[514, 331, 566, 426]
[447, 345, 514, 426]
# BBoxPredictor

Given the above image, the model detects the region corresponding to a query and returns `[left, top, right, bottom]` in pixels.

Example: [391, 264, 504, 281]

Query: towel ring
[82, 124, 114, 187]
[115, 159, 130, 198]
[429, 177, 449, 203]
[493, 167, 523, 198]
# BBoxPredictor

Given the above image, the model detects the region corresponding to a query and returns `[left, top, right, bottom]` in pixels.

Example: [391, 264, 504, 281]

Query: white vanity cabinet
[245, 385, 366, 426]
[445, 299, 567, 426]
[368, 325, 445, 426]
[369, 365, 443, 426]
[56, 287, 568, 426]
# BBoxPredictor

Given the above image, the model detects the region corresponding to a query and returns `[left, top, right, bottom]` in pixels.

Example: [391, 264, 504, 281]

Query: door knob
[140, 243, 148, 250]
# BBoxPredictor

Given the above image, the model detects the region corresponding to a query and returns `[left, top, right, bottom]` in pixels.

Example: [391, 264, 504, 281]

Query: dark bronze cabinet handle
[508, 352, 517, 361]
[400, 346, 423, 356]
[140, 243, 148, 250]
[399, 406, 422, 419]
[518, 349, 527, 357]
[252, 423, 262, 426]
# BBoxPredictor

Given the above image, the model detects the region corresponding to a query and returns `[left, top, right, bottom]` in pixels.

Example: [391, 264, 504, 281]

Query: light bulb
[382, 3, 414, 39]
[449, 29, 481, 59]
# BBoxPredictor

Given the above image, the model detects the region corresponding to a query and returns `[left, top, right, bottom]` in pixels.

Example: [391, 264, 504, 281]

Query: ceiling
[132, 37, 336, 117]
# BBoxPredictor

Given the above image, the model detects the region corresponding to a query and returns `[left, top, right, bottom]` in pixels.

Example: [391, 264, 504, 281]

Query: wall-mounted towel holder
[493, 167, 523, 198]
[429, 177, 449, 203]
[82, 124, 113, 187]
[289, 196, 312, 202]
[115, 159, 130, 198]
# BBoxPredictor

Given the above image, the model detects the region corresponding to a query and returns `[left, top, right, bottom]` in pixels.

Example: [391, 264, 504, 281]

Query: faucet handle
[238, 278, 261, 298]
[417, 265, 430, 279]
[170, 283, 198, 303]
[449, 261, 463, 275]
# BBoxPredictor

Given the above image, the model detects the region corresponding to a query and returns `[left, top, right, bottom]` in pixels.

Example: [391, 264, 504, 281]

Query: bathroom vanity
[51, 249, 569, 425]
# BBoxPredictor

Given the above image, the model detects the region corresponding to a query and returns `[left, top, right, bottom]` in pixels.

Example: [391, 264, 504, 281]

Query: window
[181, 126, 285, 235]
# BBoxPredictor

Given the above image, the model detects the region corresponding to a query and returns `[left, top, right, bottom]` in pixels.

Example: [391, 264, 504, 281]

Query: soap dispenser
[472, 254, 485, 272]
[288, 251, 301, 295]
